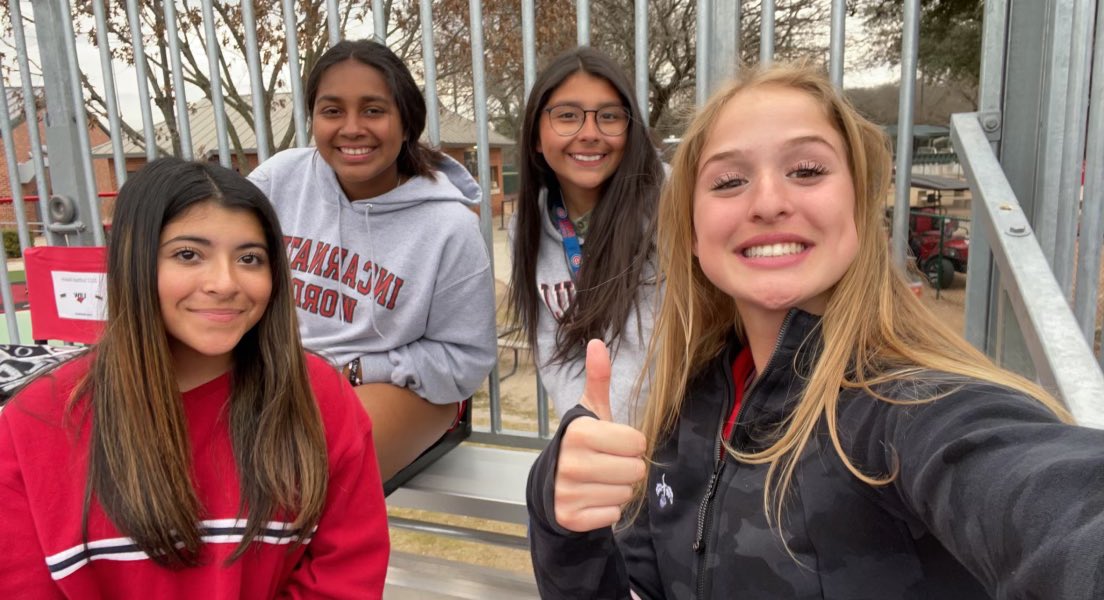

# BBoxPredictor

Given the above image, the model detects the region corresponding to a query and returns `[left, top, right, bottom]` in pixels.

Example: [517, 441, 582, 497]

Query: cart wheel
[923, 256, 955, 289]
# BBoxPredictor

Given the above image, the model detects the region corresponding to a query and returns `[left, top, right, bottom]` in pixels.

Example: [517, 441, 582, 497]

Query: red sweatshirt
[0, 353, 389, 599]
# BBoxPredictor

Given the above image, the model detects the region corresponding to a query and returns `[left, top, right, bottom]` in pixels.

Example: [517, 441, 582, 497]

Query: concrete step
[385, 551, 538, 599]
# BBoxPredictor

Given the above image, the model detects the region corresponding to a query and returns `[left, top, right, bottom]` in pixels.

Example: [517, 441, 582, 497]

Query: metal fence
[2, 0, 1103, 438]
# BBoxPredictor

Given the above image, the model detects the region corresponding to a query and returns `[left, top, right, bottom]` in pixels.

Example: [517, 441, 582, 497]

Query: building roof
[882, 124, 951, 140]
[90, 92, 513, 158]
[3, 86, 45, 127]
[908, 173, 969, 191]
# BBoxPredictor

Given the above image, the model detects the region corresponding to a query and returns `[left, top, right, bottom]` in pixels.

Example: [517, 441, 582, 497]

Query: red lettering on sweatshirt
[285, 237, 406, 318]
[356, 261, 374, 295]
[302, 283, 322, 313]
[325, 246, 347, 281]
[291, 276, 360, 323]
[341, 255, 360, 288]
[290, 239, 312, 272]
[308, 242, 332, 276]
[540, 280, 575, 321]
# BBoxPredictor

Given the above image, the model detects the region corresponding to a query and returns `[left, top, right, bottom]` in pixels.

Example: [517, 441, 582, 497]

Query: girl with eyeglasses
[509, 47, 665, 425]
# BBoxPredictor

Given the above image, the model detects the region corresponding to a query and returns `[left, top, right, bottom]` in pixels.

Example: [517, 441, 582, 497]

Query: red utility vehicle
[909, 202, 969, 290]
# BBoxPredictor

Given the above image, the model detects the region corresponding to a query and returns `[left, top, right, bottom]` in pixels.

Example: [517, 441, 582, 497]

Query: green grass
[5, 269, 25, 285]
[0, 310, 35, 345]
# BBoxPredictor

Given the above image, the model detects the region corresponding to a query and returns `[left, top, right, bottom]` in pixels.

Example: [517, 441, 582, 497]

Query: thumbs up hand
[553, 339, 648, 533]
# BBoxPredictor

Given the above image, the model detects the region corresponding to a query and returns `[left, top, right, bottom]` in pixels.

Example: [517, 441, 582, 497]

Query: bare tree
[394, 0, 833, 145]
[854, 0, 981, 105]
[2, 1, 377, 169]
[3, 0, 838, 170]
[390, 0, 577, 149]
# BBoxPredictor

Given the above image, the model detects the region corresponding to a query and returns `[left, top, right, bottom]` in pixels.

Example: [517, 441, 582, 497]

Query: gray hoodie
[509, 188, 658, 424]
[249, 148, 496, 404]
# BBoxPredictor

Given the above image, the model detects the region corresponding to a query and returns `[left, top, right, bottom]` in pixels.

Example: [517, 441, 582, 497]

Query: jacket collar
[704, 309, 825, 437]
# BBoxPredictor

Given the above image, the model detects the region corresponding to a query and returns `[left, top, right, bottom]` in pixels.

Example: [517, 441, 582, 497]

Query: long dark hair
[73, 157, 328, 566]
[306, 38, 442, 180]
[509, 47, 663, 363]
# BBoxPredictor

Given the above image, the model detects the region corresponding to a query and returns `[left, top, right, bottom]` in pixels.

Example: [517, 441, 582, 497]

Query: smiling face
[692, 85, 859, 322]
[158, 202, 272, 381]
[311, 59, 403, 200]
[536, 72, 628, 214]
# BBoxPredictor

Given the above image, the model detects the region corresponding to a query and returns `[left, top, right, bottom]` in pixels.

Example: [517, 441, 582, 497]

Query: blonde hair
[638, 63, 1071, 526]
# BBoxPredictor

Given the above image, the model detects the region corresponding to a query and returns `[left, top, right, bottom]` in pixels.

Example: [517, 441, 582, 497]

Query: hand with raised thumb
[553, 339, 648, 533]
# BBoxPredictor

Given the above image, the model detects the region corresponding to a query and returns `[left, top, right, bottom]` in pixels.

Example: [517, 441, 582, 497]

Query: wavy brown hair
[638, 63, 1071, 526]
[510, 47, 664, 365]
[72, 158, 328, 566]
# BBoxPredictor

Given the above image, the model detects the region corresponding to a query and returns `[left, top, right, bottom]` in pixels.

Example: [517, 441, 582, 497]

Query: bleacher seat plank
[387, 443, 537, 525]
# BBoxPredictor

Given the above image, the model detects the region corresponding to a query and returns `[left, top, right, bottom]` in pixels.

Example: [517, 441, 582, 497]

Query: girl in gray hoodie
[508, 48, 665, 425]
[249, 40, 496, 480]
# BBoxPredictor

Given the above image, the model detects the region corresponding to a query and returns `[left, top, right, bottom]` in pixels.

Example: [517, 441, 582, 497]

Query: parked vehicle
[909, 205, 969, 289]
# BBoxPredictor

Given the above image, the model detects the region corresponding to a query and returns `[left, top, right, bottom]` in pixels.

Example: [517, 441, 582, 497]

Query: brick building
[1, 87, 114, 235]
[90, 94, 514, 218]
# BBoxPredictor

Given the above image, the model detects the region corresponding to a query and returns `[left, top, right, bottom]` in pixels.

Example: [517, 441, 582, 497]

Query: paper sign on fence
[51, 271, 107, 321]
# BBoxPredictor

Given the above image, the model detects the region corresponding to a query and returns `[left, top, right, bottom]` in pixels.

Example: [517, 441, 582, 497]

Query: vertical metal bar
[711, 0, 739, 94]
[57, 0, 106, 245]
[0, 251, 19, 344]
[91, 0, 128, 187]
[202, 0, 232, 168]
[0, 43, 23, 337]
[281, 0, 309, 147]
[760, 0, 775, 65]
[468, 0, 502, 434]
[891, 0, 921, 268]
[964, 0, 1009, 348]
[125, 0, 159, 162]
[635, 0, 649, 123]
[326, 0, 341, 47]
[1053, 0, 1094, 294]
[537, 375, 549, 438]
[419, 0, 440, 147]
[161, 0, 194, 159]
[1033, 0, 1075, 268]
[522, 0, 537, 97]
[577, 0, 590, 46]
[10, 0, 50, 247]
[1075, 0, 1104, 347]
[521, 0, 544, 433]
[372, 0, 386, 42]
[829, 0, 846, 88]
[0, 81, 32, 308]
[241, 0, 271, 163]
[736, 0, 743, 70]
[695, 0, 711, 105]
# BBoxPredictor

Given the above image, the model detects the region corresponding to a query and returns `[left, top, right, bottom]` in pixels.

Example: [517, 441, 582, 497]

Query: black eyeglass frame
[542, 104, 632, 137]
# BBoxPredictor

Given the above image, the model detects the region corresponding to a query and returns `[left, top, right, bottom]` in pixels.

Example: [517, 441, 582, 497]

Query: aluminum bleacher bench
[388, 443, 538, 532]
[385, 443, 541, 598]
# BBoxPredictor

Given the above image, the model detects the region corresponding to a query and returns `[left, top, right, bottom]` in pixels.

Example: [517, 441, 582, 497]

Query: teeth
[572, 154, 603, 162]
[340, 147, 372, 156]
[743, 242, 806, 258]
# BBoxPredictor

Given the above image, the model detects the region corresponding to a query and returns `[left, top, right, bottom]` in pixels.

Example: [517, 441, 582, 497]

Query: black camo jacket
[527, 310, 1104, 599]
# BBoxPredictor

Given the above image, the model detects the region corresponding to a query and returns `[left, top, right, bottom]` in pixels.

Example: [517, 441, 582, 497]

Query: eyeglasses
[544, 104, 631, 136]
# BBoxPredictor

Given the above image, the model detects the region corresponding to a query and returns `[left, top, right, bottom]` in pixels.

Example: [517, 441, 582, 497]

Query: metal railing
[953, 113, 1104, 428]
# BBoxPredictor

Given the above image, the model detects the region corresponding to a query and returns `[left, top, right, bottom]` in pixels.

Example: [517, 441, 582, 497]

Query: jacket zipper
[691, 310, 797, 599]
